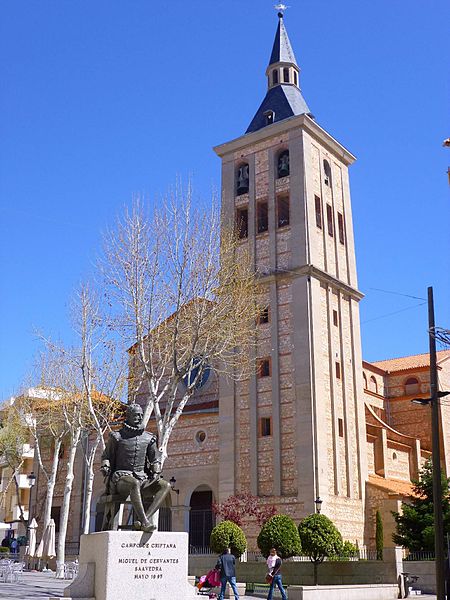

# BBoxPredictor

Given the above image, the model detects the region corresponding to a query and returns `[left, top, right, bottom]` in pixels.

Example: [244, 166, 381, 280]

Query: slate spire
[269, 11, 297, 66]
[246, 12, 312, 134]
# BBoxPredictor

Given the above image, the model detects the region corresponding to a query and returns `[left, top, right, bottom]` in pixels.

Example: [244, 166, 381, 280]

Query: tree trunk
[82, 437, 100, 535]
[313, 561, 318, 586]
[55, 430, 80, 578]
[42, 439, 61, 530]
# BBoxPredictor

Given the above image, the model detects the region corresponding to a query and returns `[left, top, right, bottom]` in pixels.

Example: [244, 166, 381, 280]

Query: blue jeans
[218, 575, 239, 600]
[267, 574, 287, 600]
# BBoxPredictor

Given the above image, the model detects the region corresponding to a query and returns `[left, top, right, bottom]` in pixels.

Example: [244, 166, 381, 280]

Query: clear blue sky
[1, 0, 449, 400]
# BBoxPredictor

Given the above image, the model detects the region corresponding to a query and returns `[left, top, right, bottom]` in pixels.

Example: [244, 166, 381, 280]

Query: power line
[362, 301, 427, 324]
[368, 287, 426, 301]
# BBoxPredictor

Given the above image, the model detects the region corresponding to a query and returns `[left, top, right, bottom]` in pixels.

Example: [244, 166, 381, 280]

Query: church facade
[28, 12, 450, 553]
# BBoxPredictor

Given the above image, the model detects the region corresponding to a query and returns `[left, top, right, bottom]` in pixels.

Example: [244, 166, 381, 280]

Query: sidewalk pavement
[0, 572, 439, 600]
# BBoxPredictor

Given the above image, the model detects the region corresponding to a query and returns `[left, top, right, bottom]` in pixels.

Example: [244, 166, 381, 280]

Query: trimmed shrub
[257, 514, 301, 558]
[341, 540, 358, 558]
[298, 514, 343, 563]
[376, 510, 383, 560]
[210, 520, 247, 557]
[0, 547, 9, 553]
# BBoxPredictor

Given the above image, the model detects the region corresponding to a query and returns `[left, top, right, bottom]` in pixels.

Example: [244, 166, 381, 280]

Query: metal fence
[189, 509, 215, 551]
[403, 550, 436, 561]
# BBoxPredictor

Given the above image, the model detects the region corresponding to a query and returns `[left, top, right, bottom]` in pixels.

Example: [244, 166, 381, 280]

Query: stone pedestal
[53, 531, 197, 600]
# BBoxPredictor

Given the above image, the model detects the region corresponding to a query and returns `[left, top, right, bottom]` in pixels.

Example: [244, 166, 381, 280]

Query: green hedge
[257, 514, 301, 558]
[210, 520, 247, 557]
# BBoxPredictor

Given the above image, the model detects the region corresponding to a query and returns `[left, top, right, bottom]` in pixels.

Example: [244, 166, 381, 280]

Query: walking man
[216, 547, 240, 600]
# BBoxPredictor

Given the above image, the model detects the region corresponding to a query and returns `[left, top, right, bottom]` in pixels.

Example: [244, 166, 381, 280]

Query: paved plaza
[0, 572, 439, 600]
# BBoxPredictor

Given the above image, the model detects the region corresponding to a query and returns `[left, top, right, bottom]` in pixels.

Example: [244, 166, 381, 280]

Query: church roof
[246, 13, 311, 134]
[368, 474, 417, 498]
[246, 84, 311, 134]
[371, 349, 450, 373]
[269, 13, 297, 66]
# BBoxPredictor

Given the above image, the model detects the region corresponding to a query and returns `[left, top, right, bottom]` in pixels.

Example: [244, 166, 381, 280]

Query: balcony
[16, 474, 32, 489]
[11, 506, 28, 521]
[21, 444, 34, 459]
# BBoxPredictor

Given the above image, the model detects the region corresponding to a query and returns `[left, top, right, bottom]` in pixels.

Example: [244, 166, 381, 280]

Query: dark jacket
[216, 552, 236, 578]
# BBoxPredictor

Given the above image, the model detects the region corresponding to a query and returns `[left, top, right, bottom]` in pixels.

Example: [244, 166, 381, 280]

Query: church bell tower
[214, 11, 368, 543]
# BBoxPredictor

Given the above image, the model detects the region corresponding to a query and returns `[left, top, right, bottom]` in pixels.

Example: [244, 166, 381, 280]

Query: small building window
[293, 70, 298, 86]
[369, 376, 378, 394]
[335, 361, 341, 379]
[257, 201, 269, 234]
[333, 310, 338, 327]
[315, 195, 322, 229]
[258, 306, 270, 325]
[277, 150, 290, 178]
[264, 110, 275, 126]
[283, 67, 290, 83]
[272, 69, 279, 85]
[327, 204, 334, 237]
[392, 451, 398, 461]
[323, 159, 332, 186]
[338, 418, 344, 438]
[260, 417, 272, 437]
[258, 357, 271, 378]
[236, 163, 249, 196]
[338, 212, 345, 245]
[405, 377, 419, 395]
[363, 373, 368, 389]
[236, 207, 248, 239]
[277, 195, 290, 228]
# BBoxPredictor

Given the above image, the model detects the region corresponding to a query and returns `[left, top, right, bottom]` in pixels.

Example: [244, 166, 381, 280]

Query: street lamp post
[314, 497, 323, 514]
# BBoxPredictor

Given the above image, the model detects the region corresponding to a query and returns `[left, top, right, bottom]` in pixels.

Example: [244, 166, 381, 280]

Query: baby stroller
[197, 567, 221, 598]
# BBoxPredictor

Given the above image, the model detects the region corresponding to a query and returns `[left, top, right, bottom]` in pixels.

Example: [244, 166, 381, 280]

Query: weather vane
[274, 3, 289, 16]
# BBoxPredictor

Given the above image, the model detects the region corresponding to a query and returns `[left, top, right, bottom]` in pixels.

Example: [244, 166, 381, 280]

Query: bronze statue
[100, 404, 171, 532]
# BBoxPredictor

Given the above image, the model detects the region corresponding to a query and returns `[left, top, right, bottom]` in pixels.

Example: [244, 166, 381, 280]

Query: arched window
[323, 159, 332, 186]
[283, 67, 290, 83]
[369, 376, 378, 394]
[363, 373, 368, 389]
[189, 487, 215, 550]
[272, 69, 279, 85]
[405, 377, 419, 395]
[236, 163, 249, 195]
[293, 70, 298, 86]
[277, 150, 290, 178]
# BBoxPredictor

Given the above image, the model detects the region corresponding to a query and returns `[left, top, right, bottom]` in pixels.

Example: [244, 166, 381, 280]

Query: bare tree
[0, 404, 29, 527]
[102, 186, 260, 463]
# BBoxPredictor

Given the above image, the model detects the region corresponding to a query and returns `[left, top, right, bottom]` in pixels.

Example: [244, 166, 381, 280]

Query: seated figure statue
[100, 403, 171, 532]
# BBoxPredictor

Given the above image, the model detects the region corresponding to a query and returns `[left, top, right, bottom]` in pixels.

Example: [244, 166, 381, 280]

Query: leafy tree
[376, 510, 384, 560]
[212, 493, 276, 527]
[392, 459, 450, 551]
[298, 514, 343, 584]
[257, 514, 302, 559]
[210, 520, 247, 557]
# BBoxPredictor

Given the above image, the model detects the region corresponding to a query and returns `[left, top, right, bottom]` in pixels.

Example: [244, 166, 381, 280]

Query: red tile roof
[368, 474, 418, 497]
[371, 350, 450, 373]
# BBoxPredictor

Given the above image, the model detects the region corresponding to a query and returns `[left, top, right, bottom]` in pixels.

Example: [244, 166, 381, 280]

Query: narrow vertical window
[293, 70, 298, 86]
[338, 212, 345, 245]
[323, 159, 332, 186]
[277, 195, 290, 228]
[264, 110, 274, 126]
[327, 204, 334, 237]
[257, 201, 269, 234]
[258, 306, 270, 325]
[258, 357, 271, 378]
[236, 207, 248, 239]
[277, 150, 290, 178]
[236, 163, 249, 195]
[315, 195, 322, 229]
[272, 69, 279, 85]
[338, 418, 344, 437]
[283, 67, 290, 83]
[333, 310, 338, 327]
[260, 417, 272, 437]
[335, 361, 341, 379]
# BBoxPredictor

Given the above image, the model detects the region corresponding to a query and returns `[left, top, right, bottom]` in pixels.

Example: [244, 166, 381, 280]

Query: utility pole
[428, 286, 446, 600]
